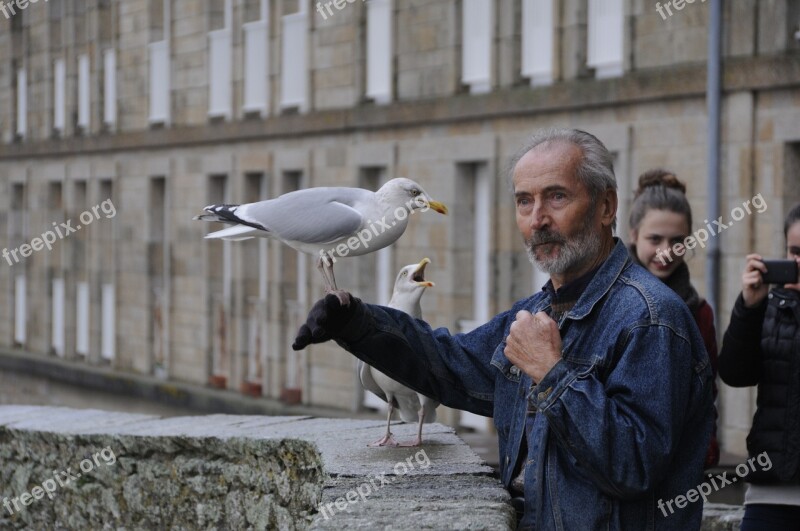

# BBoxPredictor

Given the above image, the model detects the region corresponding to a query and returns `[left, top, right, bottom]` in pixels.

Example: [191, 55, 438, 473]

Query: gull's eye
[401, 271, 408, 276]
[411, 189, 420, 196]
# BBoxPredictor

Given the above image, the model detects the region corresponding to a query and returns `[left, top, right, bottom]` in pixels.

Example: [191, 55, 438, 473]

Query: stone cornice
[1, 55, 798, 160]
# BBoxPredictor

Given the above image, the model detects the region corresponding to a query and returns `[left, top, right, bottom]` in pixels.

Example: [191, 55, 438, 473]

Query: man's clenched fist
[504, 310, 562, 384]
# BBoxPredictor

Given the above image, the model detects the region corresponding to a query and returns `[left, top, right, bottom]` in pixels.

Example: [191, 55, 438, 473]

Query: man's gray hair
[507, 128, 618, 200]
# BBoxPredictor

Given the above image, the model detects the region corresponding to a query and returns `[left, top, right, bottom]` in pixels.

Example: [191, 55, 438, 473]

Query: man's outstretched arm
[293, 294, 510, 416]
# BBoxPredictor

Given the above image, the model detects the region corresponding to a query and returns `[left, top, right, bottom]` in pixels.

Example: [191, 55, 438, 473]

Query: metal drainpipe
[706, 0, 722, 321]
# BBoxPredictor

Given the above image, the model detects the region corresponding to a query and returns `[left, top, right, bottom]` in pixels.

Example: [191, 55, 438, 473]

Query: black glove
[292, 293, 360, 350]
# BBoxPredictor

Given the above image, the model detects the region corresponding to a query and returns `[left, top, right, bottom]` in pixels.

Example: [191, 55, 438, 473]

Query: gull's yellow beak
[428, 200, 448, 215]
[413, 258, 434, 287]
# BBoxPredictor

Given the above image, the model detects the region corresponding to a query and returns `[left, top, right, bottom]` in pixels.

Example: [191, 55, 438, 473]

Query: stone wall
[0, 406, 325, 529]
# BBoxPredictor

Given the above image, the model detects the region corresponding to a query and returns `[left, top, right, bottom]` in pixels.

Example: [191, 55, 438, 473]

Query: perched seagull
[194, 178, 447, 304]
[359, 258, 440, 447]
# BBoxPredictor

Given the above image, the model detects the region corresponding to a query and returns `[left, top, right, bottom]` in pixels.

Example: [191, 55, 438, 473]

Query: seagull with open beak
[358, 258, 439, 446]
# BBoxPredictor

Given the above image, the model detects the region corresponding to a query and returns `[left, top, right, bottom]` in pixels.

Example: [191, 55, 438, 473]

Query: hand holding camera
[742, 254, 800, 308]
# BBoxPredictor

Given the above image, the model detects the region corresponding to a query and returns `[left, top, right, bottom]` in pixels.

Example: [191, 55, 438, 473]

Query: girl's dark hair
[785, 202, 800, 239]
[629, 169, 692, 233]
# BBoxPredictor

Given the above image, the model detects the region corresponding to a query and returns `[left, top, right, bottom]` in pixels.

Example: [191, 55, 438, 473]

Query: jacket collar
[548, 237, 630, 321]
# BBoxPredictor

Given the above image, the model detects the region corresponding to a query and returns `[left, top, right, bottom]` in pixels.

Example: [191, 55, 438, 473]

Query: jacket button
[780, 299, 785, 306]
[510, 366, 520, 376]
[538, 392, 548, 401]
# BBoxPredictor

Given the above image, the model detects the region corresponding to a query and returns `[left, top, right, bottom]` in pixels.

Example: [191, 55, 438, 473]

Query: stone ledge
[0, 406, 513, 530]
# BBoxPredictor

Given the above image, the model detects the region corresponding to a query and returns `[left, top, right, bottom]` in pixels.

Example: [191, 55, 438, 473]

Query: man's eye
[551, 192, 566, 201]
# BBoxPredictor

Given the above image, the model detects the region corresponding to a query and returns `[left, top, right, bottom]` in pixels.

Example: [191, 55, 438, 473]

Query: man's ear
[599, 189, 618, 228]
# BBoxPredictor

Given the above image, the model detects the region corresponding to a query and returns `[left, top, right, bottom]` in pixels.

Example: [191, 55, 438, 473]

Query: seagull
[193, 178, 447, 304]
[359, 258, 440, 447]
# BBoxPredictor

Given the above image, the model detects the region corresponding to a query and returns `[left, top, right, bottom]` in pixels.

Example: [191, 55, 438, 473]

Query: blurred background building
[0, 0, 799, 459]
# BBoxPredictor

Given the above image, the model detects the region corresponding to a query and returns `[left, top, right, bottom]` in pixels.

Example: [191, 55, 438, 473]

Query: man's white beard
[526, 218, 602, 275]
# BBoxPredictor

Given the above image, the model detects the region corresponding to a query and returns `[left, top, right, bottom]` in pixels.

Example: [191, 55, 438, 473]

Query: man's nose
[529, 204, 549, 231]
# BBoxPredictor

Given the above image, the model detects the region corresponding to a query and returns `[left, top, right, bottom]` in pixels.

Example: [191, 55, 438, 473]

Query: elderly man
[293, 128, 713, 530]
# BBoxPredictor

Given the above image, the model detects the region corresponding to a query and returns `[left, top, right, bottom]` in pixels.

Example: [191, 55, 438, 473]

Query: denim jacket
[336, 239, 713, 530]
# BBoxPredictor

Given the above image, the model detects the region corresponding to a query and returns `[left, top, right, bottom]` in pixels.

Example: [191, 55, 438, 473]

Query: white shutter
[280, 11, 308, 111]
[149, 40, 170, 123]
[366, 0, 392, 103]
[54, 59, 66, 131]
[16, 69, 26, 137]
[587, 0, 624, 78]
[243, 19, 269, 114]
[76, 281, 90, 356]
[103, 49, 117, 126]
[14, 275, 26, 344]
[208, 29, 232, 118]
[78, 54, 90, 128]
[461, 0, 492, 93]
[521, 0, 554, 86]
[52, 279, 65, 357]
[101, 283, 115, 360]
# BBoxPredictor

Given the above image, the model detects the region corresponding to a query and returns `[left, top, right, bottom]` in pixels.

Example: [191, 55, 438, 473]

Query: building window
[521, 0, 555, 86]
[281, 170, 306, 399]
[103, 49, 117, 127]
[365, 0, 392, 104]
[207, 174, 230, 387]
[243, 0, 270, 116]
[16, 67, 27, 138]
[11, 183, 27, 346]
[149, 0, 171, 125]
[54, 59, 66, 133]
[15, 275, 26, 346]
[208, 0, 233, 119]
[280, 1, 308, 112]
[150, 176, 169, 377]
[242, 172, 268, 395]
[587, 0, 624, 79]
[77, 54, 91, 131]
[76, 281, 90, 356]
[461, 0, 493, 94]
[455, 161, 492, 432]
[358, 166, 393, 411]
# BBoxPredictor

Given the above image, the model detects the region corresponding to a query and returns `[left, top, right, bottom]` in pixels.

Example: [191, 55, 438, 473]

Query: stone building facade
[0, 0, 799, 455]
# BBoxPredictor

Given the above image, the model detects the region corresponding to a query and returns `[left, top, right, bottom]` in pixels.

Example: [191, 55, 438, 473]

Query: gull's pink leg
[398, 405, 425, 447]
[369, 401, 399, 447]
[317, 255, 351, 306]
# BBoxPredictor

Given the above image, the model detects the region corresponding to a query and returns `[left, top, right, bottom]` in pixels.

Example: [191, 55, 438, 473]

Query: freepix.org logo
[0, 0, 49, 21]
[3, 199, 117, 267]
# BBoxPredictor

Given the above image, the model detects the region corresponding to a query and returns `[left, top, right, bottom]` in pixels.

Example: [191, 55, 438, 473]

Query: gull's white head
[388, 258, 434, 316]
[377, 178, 448, 215]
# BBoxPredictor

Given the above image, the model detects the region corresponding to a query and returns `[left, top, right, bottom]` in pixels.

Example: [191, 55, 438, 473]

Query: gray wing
[238, 187, 373, 244]
[358, 360, 388, 403]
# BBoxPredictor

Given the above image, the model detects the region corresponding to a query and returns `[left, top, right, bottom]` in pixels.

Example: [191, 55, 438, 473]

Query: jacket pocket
[490, 341, 522, 383]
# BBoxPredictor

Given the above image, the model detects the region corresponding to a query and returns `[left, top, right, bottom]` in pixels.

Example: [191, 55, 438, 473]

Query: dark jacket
[719, 288, 800, 484]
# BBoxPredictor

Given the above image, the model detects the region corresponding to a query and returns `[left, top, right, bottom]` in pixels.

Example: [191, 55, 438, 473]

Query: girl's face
[631, 209, 690, 280]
